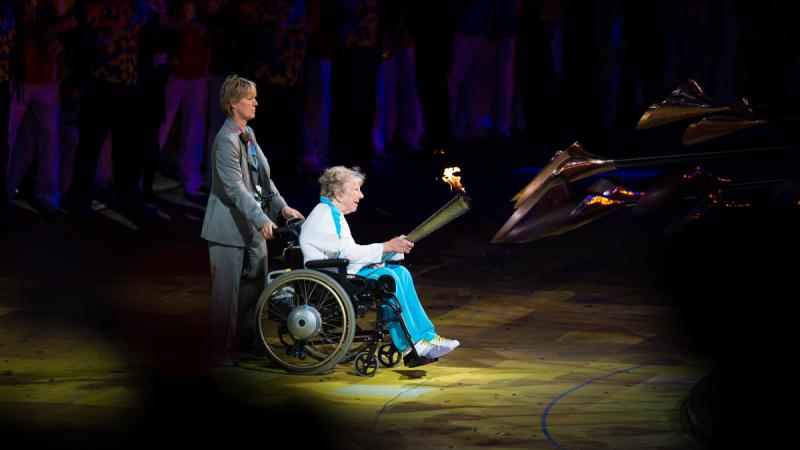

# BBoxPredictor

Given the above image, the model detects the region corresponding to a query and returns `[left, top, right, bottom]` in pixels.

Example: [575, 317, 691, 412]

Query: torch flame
[442, 167, 466, 193]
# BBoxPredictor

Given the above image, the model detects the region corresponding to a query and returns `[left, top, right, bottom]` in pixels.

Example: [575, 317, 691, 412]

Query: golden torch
[382, 168, 472, 261]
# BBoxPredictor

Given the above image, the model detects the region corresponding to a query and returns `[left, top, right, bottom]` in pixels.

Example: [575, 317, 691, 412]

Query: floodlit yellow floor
[0, 271, 709, 449]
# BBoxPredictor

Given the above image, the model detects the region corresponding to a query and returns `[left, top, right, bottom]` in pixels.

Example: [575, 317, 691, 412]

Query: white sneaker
[430, 335, 460, 351]
[412, 340, 436, 358]
[424, 336, 460, 359]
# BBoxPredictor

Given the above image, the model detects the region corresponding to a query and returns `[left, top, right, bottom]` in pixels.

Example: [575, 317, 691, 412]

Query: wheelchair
[253, 219, 438, 376]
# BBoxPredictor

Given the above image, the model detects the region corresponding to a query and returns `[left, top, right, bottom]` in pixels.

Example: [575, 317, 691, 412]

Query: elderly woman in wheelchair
[253, 166, 459, 375]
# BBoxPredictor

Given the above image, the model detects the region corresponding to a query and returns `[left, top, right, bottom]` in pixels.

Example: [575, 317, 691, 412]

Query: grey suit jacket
[201, 117, 287, 247]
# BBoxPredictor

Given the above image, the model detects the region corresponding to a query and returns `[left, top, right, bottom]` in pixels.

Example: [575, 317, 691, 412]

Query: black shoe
[61, 197, 92, 219]
[116, 201, 159, 218]
[141, 201, 160, 215]
[30, 198, 63, 214]
[142, 190, 159, 204]
[403, 353, 438, 368]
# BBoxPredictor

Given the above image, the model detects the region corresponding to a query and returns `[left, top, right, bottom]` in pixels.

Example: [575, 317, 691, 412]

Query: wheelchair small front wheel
[354, 352, 378, 376]
[378, 344, 400, 367]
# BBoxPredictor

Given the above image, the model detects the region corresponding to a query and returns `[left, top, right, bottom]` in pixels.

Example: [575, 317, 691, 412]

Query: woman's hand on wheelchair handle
[261, 220, 277, 240]
[281, 205, 305, 221]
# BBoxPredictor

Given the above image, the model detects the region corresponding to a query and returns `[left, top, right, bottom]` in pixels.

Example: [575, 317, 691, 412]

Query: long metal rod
[615, 144, 800, 168]
[710, 178, 783, 194]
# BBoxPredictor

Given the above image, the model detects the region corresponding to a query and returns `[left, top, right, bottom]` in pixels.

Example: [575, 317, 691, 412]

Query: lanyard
[240, 125, 268, 203]
[239, 125, 258, 170]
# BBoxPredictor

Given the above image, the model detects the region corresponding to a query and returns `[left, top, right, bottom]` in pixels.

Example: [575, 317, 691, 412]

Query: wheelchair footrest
[403, 353, 438, 368]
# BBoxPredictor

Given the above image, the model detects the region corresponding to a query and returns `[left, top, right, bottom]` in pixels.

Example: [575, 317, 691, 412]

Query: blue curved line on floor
[541, 362, 648, 449]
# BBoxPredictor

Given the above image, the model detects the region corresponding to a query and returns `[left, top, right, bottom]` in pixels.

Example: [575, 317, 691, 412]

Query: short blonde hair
[319, 166, 366, 199]
[219, 74, 257, 116]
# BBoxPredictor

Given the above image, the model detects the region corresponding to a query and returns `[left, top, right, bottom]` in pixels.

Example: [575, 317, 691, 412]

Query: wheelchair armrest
[305, 259, 349, 283]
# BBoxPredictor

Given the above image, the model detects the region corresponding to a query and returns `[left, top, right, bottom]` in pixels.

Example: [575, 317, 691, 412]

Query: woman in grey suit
[202, 75, 304, 366]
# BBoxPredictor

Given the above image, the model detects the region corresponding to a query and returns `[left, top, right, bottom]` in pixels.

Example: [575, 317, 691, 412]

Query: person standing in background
[404, 0, 456, 159]
[299, 0, 330, 174]
[6, 0, 70, 214]
[449, 0, 518, 141]
[155, 0, 209, 204]
[515, 0, 564, 147]
[139, 0, 172, 204]
[326, 0, 381, 171]
[372, 0, 423, 157]
[58, 0, 159, 219]
[55, 0, 82, 198]
[0, 1, 16, 230]
[236, 0, 308, 192]
[203, 0, 235, 191]
[56, 0, 204, 218]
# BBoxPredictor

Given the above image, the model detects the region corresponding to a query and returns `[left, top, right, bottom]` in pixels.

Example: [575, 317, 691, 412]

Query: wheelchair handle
[274, 226, 299, 241]
[274, 218, 304, 242]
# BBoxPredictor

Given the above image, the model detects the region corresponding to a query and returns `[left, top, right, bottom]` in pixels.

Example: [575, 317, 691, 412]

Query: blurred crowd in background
[0, 0, 797, 221]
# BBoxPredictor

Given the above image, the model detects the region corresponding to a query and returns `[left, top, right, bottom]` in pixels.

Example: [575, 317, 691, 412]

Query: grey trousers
[208, 235, 268, 358]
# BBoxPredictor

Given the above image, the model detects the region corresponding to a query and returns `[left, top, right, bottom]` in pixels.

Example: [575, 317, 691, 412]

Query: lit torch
[442, 167, 466, 193]
[382, 168, 472, 261]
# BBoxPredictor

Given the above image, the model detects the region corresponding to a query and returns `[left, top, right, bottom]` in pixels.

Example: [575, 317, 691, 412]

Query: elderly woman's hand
[383, 235, 414, 254]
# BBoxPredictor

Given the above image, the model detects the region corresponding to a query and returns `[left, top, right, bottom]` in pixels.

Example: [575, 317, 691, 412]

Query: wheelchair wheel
[255, 269, 355, 374]
[378, 344, 400, 367]
[354, 352, 378, 377]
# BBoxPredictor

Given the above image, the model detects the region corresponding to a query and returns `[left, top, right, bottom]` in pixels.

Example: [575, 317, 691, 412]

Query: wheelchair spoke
[301, 279, 320, 305]
[309, 336, 337, 349]
[305, 337, 336, 358]
[321, 317, 342, 326]
[317, 324, 343, 344]
[293, 280, 305, 304]
[321, 320, 344, 333]
[268, 304, 290, 322]
[294, 280, 307, 304]
[312, 290, 335, 312]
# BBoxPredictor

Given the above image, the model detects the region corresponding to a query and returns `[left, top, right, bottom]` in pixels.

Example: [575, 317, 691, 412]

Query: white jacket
[299, 202, 402, 274]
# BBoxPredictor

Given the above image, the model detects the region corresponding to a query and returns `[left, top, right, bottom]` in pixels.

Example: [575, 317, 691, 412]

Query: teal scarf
[320, 197, 342, 239]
